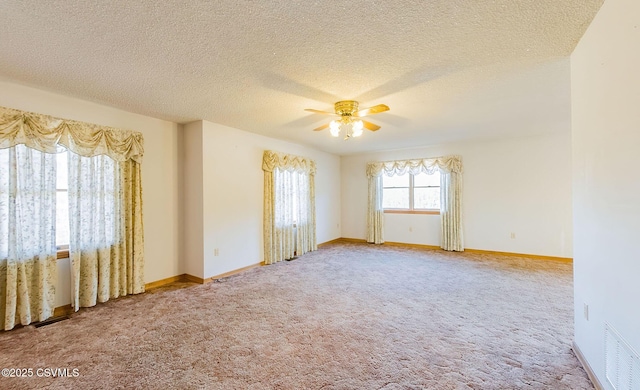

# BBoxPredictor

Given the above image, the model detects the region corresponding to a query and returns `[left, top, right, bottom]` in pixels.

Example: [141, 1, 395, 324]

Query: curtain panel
[0, 145, 57, 330]
[366, 155, 464, 251]
[262, 150, 317, 265]
[68, 156, 145, 310]
[367, 175, 384, 244]
[0, 105, 145, 324]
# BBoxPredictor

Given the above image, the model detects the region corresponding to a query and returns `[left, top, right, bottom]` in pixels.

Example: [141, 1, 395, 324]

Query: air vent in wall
[605, 323, 640, 390]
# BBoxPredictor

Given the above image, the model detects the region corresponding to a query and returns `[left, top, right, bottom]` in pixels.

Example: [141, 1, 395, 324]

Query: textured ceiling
[0, 0, 602, 155]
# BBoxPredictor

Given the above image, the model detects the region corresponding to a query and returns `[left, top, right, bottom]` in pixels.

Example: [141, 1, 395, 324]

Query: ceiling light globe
[329, 120, 340, 137]
[352, 120, 364, 137]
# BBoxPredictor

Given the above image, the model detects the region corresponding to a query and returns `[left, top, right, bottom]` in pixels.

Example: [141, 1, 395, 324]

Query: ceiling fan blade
[305, 108, 338, 116]
[313, 123, 330, 131]
[362, 120, 381, 131]
[354, 104, 390, 117]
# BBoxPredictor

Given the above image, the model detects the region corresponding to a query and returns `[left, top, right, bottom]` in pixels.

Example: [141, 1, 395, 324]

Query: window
[382, 171, 440, 213]
[1, 106, 146, 322]
[2, 149, 118, 259]
[262, 149, 317, 265]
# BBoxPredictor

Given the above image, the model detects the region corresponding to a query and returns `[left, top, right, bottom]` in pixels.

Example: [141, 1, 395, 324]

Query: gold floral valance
[262, 150, 316, 175]
[366, 155, 462, 178]
[0, 106, 144, 162]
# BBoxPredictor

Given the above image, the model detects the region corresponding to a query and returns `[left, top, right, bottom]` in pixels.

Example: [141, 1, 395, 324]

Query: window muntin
[382, 171, 440, 211]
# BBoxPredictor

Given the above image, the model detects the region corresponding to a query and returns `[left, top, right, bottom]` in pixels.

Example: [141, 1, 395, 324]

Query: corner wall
[180, 121, 205, 278]
[182, 120, 342, 279]
[571, 0, 640, 386]
[341, 132, 573, 258]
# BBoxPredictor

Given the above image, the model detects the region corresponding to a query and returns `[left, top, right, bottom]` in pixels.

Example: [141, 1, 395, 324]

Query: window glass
[382, 173, 409, 188]
[382, 188, 410, 209]
[414, 187, 440, 209]
[414, 171, 440, 187]
[55, 191, 69, 248]
[56, 151, 69, 248]
[56, 151, 68, 189]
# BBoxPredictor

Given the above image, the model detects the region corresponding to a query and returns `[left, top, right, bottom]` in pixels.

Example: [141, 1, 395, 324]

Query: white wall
[341, 132, 572, 257]
[571, 0, 640, 386]
[0, 79, 181, 305]
[183, 120, 341, 279]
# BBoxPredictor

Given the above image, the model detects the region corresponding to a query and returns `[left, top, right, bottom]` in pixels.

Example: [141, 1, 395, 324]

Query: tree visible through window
[382, 171, 440, 211]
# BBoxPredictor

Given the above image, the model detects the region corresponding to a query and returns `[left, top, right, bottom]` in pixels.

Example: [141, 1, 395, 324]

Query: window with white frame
[382, 171, 440, 212]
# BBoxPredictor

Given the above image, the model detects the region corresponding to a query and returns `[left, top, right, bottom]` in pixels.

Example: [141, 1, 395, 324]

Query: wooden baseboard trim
[336, 237, 439, 250]
[464, 248, 572, 263]
[206, 262, 263, 282]
[338, 237, 368, 244]
[182, 274, 204, 284]
[572, 341, 603, 390]
[53, 304, 74, 317]
[384, 241, 441, 250]
[145, 263, 264, 290]
[317, 238, 344, 247]
[332, 238, 572, 262]
[145, 275, 185, 290]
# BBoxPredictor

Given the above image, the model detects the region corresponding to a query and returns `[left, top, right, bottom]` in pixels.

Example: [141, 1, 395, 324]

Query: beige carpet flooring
[0, 242, 593, 389]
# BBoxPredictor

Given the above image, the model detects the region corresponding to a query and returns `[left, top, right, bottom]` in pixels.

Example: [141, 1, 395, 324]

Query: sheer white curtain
[263, 150, 316, 265]
[367, 175, 384, 244]
[366, 155, 464, 251]
[0, 105, 145, 321]
[0, 145, 57, 330]
[68, 154, 145, 310]
[440, 169, 463, 251]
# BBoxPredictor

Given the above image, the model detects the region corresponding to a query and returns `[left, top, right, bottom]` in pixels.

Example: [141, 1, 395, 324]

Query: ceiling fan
[305, 100, 389, 139]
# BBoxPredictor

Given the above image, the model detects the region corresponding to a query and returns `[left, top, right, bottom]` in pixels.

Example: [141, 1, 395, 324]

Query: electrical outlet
[510, 232, 516, 239]
[214, 248, 219, 256]
[583, 303, 589, 321]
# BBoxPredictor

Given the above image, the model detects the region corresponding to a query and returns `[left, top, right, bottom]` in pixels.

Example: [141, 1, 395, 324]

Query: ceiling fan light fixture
[306, 100, 389, 139]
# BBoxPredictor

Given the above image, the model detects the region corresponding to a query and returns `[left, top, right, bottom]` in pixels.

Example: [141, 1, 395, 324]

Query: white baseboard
[572, 341, 604, 390]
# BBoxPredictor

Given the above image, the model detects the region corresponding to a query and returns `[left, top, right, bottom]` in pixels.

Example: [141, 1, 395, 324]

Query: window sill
[384, 209, 440, 215]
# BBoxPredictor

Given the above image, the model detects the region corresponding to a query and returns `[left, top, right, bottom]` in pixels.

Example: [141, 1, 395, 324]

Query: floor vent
[34, 315, 69, 328]
[605, 323, 640, 390]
